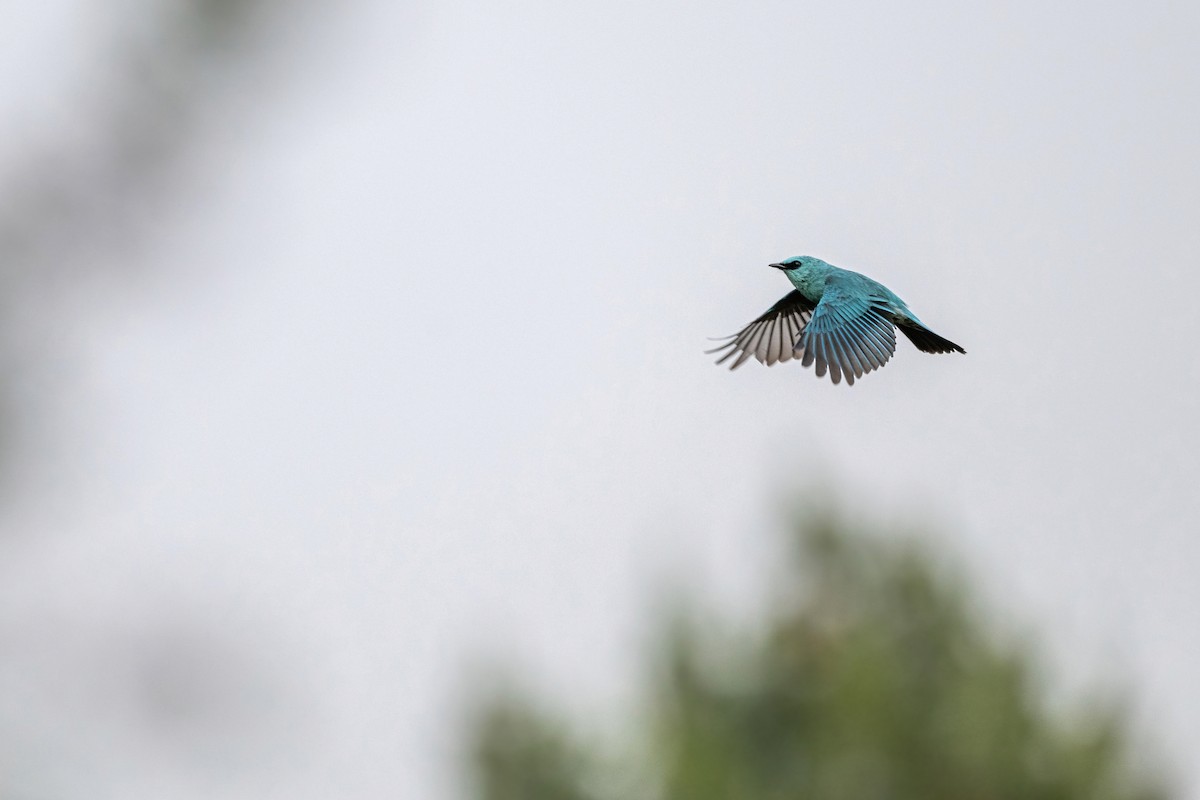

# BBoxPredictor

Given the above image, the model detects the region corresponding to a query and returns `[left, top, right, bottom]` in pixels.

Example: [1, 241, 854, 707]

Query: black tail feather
[897, 322, 965, 355]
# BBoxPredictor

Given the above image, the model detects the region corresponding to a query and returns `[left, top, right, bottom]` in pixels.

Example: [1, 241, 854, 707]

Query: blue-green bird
[710, 256, 965, 385]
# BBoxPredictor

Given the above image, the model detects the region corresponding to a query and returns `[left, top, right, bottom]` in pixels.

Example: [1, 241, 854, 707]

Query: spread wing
[708, 290, 817, 369]
[797, 279, 897, 386]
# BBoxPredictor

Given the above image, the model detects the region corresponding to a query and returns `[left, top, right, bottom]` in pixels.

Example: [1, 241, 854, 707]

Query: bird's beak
[769, 262, 786, 270]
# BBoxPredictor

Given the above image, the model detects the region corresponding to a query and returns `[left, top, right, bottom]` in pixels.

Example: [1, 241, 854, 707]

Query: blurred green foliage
[469, 509, 1169, 800]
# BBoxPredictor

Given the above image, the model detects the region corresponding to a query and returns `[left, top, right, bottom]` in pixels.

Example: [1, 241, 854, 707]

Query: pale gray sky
[1, 1, 1198, 798]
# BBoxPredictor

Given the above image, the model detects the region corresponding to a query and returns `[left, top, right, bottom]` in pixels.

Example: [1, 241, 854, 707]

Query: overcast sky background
[0, 1, 1198, 798]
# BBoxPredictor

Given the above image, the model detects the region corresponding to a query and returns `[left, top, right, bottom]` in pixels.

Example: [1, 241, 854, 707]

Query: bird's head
[769, 255, 821, 273]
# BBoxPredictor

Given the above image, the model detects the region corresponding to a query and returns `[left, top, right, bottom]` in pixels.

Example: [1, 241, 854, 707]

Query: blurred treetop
[469, 509, 1169, 800]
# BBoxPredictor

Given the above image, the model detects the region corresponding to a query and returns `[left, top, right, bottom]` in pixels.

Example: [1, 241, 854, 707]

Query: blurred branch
[0, 0, 292, 287]
[0, 0, 309, 490]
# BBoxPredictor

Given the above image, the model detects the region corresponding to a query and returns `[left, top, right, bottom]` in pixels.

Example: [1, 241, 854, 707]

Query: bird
[709, 255, 964, 386]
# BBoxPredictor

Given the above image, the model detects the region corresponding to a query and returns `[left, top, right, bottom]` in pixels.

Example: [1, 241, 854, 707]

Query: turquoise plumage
[710, 256, 964, 385]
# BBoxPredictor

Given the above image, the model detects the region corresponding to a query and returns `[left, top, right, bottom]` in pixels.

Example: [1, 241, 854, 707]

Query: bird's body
[710, 256, 964, 385]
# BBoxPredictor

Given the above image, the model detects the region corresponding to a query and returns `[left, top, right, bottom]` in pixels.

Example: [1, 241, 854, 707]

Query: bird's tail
[897, 321, 965, 354]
